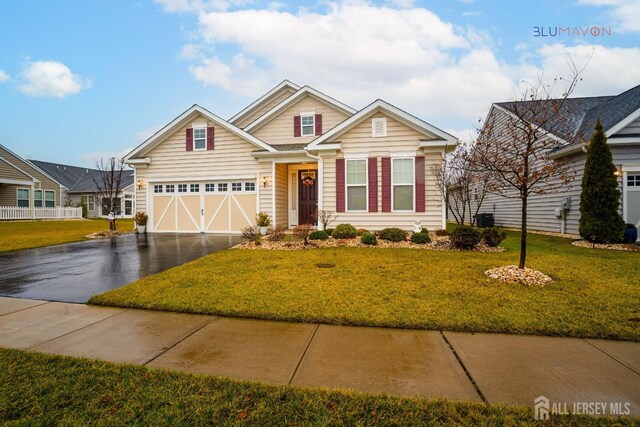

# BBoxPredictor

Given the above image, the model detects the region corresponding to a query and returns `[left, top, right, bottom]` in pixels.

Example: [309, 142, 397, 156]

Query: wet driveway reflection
[0, 233, 241, 303]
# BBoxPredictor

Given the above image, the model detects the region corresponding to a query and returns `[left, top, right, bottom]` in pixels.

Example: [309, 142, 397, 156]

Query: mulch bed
[85, 230, 136, 239]
[485, 265, 553, 286]
[571, 240, 639, 252]
[234, 234, 505, 253]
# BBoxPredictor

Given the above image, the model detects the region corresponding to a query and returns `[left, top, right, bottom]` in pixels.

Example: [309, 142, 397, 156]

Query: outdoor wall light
[137, 179, 145, 190]
[261, 176, 270, 188]
[614, 166, 622, 177]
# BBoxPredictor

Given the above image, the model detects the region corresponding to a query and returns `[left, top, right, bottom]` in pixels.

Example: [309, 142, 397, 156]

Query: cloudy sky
[0, 0, 638, 166]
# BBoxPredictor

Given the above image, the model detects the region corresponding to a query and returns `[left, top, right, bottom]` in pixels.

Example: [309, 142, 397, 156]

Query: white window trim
[391, 157, 415, 212]
[193, 127, 207, 151]
[372, 117, 387, 137]
[16, 188, 30, 208]
[345, 158, 368, 212]
[300, 112, 315, 137]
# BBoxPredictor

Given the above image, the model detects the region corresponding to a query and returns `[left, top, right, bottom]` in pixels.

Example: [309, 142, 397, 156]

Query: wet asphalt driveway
[0, 233, 241, 303]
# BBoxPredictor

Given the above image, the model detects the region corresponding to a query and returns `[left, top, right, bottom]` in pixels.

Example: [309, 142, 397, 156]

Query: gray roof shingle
[29, 160, 133, 193]
[496, 84, 640, 146]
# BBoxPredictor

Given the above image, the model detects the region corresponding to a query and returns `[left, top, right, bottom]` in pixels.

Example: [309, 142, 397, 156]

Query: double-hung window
[301, 114, 314, 136]
[17, 189, 29, 207]
[392, 158, 414, 211]
[193, 128, 206, 150]
[346, 159, 367, 211]
[34, 190, 43, 208]
[44, 190, 55, 208]
[81, 195, 95, 211]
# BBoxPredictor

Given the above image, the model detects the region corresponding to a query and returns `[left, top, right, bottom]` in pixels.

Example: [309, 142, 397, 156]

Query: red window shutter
[381, 157, 391, 212]
[186, 128, 193, 152]
[415, 156, 425, 212]
[336, 158, 345, 213]
[207, 127, 215, 150]
[293, 116, 301, 137]
[368, 157, 378, 212]
[315, 114, 322, 136]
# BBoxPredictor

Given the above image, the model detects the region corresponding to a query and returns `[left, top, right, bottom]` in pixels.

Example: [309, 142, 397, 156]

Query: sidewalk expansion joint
[0, 301, 50, 317]
[288, 323, 320, 385]
[440, 331, 487, 404]
[583, 339, 640, 376]
[142, 316, 220, 366]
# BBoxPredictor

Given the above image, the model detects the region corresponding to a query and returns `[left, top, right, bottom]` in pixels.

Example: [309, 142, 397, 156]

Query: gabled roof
[306, 99, 457, 150]
[126, 104, 276, 161]
[29, 160, 134, 193]
[496, 83, 640, 147]
[0, 143, 61, 187]
[229, 80, 300, 126]
[244, 85, 357, 133]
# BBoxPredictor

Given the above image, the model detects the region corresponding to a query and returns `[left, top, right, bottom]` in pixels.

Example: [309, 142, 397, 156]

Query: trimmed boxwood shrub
[411, 232, 431, 244]
[435, 229, 450, 236]
[324, 228, 334, 236]
[356, 228, 369, 236]
[332, 224, 357, 239]
[450, 225, 481, 249]
[482, 227, 506, 247]
[378, 228, 407, 242]
[309, 230, 329, 241]
[361, 232, 377, 245]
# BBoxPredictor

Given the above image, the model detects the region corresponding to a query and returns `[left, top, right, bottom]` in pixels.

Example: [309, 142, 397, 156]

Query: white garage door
[150, 180, 257, 233]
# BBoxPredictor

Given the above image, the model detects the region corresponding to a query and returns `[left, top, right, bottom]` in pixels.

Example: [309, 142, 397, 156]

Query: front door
[298, 170, 317, 225]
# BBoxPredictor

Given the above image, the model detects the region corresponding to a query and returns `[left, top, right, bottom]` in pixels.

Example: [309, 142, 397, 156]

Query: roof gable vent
[372, 117, 387, 137]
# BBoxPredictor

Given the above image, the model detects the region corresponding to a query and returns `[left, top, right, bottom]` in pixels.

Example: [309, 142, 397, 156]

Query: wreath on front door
[301, 172, 316, 188]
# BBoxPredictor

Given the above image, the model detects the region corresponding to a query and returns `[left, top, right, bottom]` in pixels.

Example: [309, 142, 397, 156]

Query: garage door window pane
[232, 182, 242, 191]
[154, 185, 163, 194]
[165, 185, 175, 193]
[190, 184, 199, 193]
[218, 183, 227, 192]
[178, 184, 187, 193]
[245, 182, 255, 192]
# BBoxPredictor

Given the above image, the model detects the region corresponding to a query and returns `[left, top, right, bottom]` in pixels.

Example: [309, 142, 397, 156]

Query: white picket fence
[0, 206, 83, 220]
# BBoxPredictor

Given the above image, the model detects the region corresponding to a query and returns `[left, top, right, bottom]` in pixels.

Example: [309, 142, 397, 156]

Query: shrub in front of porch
[309, 230, 329, 241]
[378, 228, 407, 242]
[332, 224, 357, 239]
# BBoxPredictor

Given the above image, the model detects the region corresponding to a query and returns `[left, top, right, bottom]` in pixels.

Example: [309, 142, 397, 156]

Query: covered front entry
[151, 179, 257, 233]
[282, 164, 318, 228]
[298, 170, 317, 225]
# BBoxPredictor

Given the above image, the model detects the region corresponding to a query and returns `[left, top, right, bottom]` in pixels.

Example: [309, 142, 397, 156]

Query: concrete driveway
[0, 233, 240, 303]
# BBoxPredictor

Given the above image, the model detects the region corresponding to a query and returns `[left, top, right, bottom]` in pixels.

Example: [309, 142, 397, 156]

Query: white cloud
[168, 2, 640, 127]
[461, 11, 481, 17]
[578, 0, 640, 33]
[0, 70, 9, 83]
[154, 0, 252, 13]
[18, 60, 91, 98]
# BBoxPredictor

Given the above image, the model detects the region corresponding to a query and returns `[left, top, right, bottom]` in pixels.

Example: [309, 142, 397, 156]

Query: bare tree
[315, 209, 337, 230]
[433, 142, 494, 226]
[94, 157, 125, 230]
[471, 59, 587, 268]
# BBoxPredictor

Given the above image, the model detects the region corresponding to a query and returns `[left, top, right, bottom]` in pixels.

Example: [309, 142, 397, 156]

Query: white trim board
[229, 80, 300, 125]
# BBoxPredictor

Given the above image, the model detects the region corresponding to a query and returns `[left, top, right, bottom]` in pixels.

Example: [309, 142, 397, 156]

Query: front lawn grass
[91, 230, 640, 341]
[0, 348, 630, 426]
[0, 219, 135, 253]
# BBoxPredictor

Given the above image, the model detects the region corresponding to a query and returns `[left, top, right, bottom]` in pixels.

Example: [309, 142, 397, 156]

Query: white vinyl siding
[392, 158, 414, 211]
[346, 159, 367, 211]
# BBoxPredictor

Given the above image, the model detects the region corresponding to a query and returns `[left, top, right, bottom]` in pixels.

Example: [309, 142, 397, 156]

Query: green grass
[90, 229, 640, 341]
[0, 348, 632, 426]
[0, 219, 135, 253]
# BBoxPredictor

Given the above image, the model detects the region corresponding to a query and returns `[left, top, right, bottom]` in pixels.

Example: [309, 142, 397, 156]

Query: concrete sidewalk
[1, 296, 639, 416]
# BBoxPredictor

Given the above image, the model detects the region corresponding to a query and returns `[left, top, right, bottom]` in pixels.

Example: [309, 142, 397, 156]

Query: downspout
[305, 150, 324, 230]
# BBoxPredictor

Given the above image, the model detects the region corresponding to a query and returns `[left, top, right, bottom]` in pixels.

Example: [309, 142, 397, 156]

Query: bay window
[392, 158, 414, 211]
[346, 159, 367, 211]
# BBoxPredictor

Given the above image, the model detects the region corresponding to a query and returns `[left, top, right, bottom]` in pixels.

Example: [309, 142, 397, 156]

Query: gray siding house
[29, 160, 135, 218]
[470, 84, 640, 236]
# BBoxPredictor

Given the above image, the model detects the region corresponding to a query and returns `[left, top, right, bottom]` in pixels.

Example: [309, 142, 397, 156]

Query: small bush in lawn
[309, 230, 329, 241]
[356, 228, 369, 236]
[378, 228, 407, 242]
[269, 225, 285, 242]
[324, 228, 334, 236]
[293, 224, 313, 245]
[332, 224, 357, 239]
[435, 229, 450, 236]
[411, 232, 431, 244]
[482, 227, 506, 247]
[450, 225, 481, 250]
[361, 232, 377, 245]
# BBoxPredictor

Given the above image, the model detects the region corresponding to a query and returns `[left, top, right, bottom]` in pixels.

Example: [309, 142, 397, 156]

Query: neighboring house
[29, 160, 135, 218]
[470, 84, 640, 235]
[0, 144, 65, 209]
[126, 80, 457, 234]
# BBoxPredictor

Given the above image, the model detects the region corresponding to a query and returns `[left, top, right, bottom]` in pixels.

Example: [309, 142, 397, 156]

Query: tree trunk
[519, 196, 527, 269]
